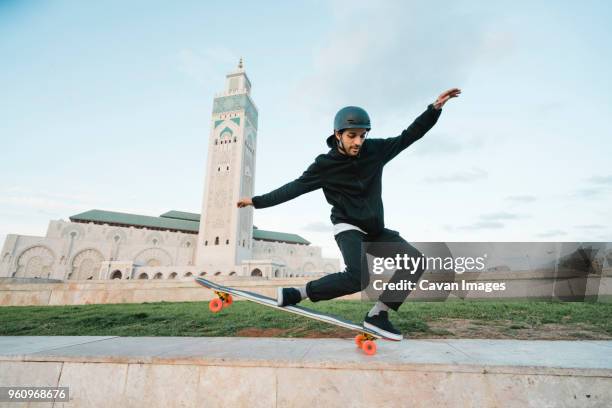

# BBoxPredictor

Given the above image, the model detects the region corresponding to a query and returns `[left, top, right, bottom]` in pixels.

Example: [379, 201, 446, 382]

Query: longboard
[195, 277, 398, 355]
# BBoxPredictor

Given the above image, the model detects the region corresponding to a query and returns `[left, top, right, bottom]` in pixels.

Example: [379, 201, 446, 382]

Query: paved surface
[1, 336, 611, 375]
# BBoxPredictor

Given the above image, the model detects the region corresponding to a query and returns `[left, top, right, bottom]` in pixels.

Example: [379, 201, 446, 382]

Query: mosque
[0, 61, 340, 281]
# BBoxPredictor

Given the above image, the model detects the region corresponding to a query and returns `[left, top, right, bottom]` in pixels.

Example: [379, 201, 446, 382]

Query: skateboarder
[237, 88, 461, 340]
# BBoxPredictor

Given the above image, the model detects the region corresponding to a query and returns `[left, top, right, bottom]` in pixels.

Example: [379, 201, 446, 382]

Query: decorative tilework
[213, 95, 258, 129]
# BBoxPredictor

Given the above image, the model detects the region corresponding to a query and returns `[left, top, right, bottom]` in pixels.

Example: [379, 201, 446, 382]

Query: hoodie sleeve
[378, 104, 442, 163]
[252, 160, 323, 209]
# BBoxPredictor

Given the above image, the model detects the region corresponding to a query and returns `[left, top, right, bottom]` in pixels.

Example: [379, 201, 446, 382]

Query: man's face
[336, 128, 367, 156]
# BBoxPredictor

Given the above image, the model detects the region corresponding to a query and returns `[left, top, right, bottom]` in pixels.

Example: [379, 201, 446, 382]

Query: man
[237, 88, 461, 340]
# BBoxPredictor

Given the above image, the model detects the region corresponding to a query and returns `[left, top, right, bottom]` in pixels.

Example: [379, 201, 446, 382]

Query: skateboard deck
[195, 277, 398, 355]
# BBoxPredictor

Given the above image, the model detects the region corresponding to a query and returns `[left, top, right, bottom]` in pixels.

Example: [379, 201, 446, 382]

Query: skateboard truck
[354, 333, 377, 355]
[209, 290, 234, 313]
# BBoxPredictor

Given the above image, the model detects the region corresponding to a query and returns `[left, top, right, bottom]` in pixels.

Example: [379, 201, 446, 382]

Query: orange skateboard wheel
[355, 334, 366, 348]
[223, 294, 233, 308]
[209, 298, 223, 313]
[362, 340, 377, 355]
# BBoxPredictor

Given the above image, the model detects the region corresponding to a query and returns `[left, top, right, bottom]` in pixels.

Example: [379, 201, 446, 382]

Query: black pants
[305, 228, 425, 311]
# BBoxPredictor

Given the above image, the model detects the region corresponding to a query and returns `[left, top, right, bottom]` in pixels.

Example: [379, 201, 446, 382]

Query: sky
[1, 0, 611, 261]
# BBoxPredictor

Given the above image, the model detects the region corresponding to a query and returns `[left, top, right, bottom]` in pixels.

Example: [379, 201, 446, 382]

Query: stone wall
[1, 269, 610, 306]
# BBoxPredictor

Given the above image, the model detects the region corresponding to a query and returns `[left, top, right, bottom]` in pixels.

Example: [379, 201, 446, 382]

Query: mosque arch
[251, 268, 262, 277]
[302, 262, 316, 273]
[69, 248, 104, 280]
[110, 270, 123, 280]
[133, 247, 173, 267]
[324, 263, 336, 273]
[15, 245, 56, 278]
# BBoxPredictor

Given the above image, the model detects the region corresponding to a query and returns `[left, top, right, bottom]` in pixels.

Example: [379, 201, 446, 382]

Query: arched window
[225, 239, 229, 245]
[215, 237, 219, 245]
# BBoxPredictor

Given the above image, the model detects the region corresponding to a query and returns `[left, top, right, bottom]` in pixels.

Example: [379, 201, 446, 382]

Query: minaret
[196, 59, 258, 274]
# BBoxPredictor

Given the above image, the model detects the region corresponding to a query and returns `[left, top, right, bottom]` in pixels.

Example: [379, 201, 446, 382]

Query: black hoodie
[252, 104, 442, 235]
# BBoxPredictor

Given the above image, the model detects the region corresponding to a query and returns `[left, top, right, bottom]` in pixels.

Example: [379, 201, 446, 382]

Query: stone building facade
[0, 62, 339, 281]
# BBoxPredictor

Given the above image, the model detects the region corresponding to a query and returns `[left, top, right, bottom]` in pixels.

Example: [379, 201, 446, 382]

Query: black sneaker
[363, 311, 403, 341]
[277, 287, 302, 307]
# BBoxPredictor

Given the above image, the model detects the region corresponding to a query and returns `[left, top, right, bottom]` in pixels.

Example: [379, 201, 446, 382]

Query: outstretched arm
[378, 88, 461, 163]
[237, 160, 323, 209]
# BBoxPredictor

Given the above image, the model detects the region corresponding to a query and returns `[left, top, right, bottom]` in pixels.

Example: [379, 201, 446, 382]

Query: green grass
[0, 299, 611, 338]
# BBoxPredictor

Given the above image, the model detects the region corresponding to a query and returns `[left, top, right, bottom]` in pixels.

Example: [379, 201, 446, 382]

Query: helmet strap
[336, 132, 348, 155]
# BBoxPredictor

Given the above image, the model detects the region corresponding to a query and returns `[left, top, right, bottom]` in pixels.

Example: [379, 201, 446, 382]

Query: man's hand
[433, 88, 461, 110]
[237, 197, 253, 208]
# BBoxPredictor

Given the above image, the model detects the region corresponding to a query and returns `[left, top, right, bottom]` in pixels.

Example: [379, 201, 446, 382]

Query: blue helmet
[326, 106, 371, 148]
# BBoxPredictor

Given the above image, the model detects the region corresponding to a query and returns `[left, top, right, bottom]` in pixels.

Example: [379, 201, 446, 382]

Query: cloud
[457, 221, 504, 230]
[0, 187, 100, 214]
[533, 102, 564, 116]
[302, 221, 333, 233]
[574, 188, 606, 199]
[570, 175, 612, 200]
[574, 224, 606, 230]
[505, 195, 537, 203]
[588, 175, 612, 185]
[536, 229, 568, 238]
[0, 187, 166, 222]
[448, 211, 525, 231]
[290, 1, 508, 117]
[424, 167, 487, 183]
[480, 212, 526, 221]
[411, 133, 484, 156]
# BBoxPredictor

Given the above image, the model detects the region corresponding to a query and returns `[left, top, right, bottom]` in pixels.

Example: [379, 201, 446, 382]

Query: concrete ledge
[1, 337, 611, 407]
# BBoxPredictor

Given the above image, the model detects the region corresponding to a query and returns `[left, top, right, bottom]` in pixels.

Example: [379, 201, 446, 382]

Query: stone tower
[195, 59, 258, 273]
